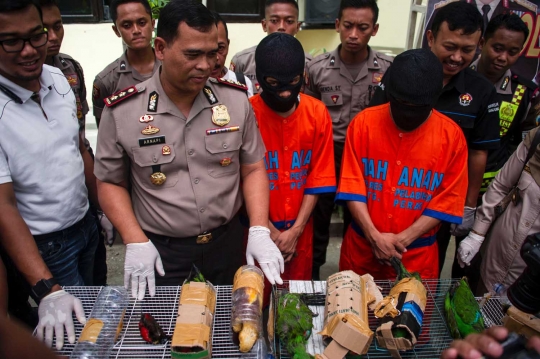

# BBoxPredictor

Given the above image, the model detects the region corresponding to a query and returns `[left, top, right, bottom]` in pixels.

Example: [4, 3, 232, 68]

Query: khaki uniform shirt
[229, 45, 313, 94]
[305, 46, 393, 143]
[94, 72, 266, 237]
[92, 51, 161, 120]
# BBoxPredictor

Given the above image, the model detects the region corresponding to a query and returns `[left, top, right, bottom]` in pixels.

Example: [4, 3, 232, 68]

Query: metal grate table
[272, 279, 505, 359]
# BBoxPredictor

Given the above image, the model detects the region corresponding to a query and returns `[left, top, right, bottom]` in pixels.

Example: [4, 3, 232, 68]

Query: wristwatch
[31, 278, 58, 301]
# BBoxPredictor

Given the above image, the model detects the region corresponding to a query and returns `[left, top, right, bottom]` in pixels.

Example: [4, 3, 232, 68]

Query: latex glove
[246, 226, 284, 285]
[451, 206, 476, 237]
[457, 232, 485, 268]
[98, 211, 116, 247]
[124, 241, 165, 300]
[35, 290, 86, 350]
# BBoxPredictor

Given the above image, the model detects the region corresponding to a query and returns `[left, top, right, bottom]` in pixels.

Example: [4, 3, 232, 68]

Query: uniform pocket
[132, 145, 179, 188]
[321, 92, 343, 124]
[204, 132, 242, 178]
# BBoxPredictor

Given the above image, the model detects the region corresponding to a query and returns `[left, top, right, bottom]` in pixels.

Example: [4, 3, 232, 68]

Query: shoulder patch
[216, 77, 248, 91]
[104, 86, 140, 107]
[513, 73, 538, 91]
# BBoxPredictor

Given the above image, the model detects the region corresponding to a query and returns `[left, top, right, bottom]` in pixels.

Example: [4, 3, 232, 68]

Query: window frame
[206, 0, 265, 23]
[59, 0, 103, 23]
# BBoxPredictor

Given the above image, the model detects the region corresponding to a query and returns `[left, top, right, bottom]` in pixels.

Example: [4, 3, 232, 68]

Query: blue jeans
[35, 210, 99, 286]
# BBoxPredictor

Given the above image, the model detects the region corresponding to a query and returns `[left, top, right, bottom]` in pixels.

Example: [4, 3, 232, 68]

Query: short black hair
[212, 11, 228, 39]
[265, 0, 299, 13]
[157, 0, 216, 45]
[110, 0, 151, 24]
[431, 1, 483, 39]
[485, 13, 529, 44]
[0, 0, 42, 19]
[338, 0, 379, 24]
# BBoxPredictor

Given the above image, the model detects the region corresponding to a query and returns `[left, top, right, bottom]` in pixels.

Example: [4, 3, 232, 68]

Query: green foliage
[445, 278, 485, 339]
[148, 0, 169, 19]
[277, 293, 315, 359]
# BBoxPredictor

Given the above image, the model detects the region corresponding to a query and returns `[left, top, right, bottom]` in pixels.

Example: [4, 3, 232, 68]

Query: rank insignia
[331, 95, 339, 104]
[500, 76, 510, 91]
[217, 77, 248, 91]
[104, 86, 138, 107]
[203, 86, 218, 105]
[147, 91, 159, 112]
[211, 104, 231, 126]
[220, 158, 232, 167]
[372, 72, 383, 83]
[140, 114, 154, 123]
[162, 145, 171, 155]
[120, 61, 127, 71]
[142, 125, 160, 135]
[459, 93, 473, 106]
[150, 172, 166, 186]
[330, 56, 335, 66]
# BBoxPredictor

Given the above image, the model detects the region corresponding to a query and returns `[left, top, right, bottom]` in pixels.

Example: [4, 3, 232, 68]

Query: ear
[112, 25, 121, 38]
[261, 19, 268, 33]
[479, 37, 485, 50]
[227, 39, 230, 46]
[372, 23, 379, 36]
[335, 18, 340, 32]
[151, 18, 156, 29]
[154, 37, 166, 61]
[426, 30, 434, 48]
[296, 21, 302, 32]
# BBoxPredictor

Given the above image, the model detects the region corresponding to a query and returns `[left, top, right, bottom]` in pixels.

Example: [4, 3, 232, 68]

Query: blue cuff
[304, 186, 337, 195]
[271, 219, 296, 231]
[335, 193, 366, 206]
[423, 208, 462, 224]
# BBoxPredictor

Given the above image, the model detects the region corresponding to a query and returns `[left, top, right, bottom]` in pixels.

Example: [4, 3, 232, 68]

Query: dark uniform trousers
[146, 214, 244, 286]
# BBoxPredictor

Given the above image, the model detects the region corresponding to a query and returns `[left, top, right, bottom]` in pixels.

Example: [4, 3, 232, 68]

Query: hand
[98, 211, 116, 247]
[369, 232, 407, 264]
[274, 226, 302, 263]
[451, 206, 476, 237]
[440, 326, 540, 359]
[246, 226, 284, 285]
[35, 290, 86, 350]
[457, 232, 484, 268]
[124, 241, 165, 300]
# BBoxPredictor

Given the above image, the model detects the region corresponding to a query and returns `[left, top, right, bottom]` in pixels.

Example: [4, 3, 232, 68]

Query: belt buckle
[196, 233, 212, 244]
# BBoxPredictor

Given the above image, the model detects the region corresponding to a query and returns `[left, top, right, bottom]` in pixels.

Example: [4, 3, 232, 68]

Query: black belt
[33, 210, 92, 242]
[145, 223, 230, 245]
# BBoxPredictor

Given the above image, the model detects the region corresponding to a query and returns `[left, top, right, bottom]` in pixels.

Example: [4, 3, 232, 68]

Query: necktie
[482, 4, 491, 33]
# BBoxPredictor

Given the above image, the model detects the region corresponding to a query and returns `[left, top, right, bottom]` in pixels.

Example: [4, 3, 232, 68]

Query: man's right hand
[246, 226, 284, 285]
[124, 241, 165, 300]
[369, 232, 406, 263]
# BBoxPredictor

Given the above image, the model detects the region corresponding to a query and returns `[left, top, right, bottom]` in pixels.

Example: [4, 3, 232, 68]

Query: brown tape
[172, 323, 210, 348]
[79, 318, 104, 343]
[233, 266, 264, 296]
[378, 321, 403, 359]
[374, 278, 427, 318]
[180, 282, 216, 313]
[362, 274, 383, 310]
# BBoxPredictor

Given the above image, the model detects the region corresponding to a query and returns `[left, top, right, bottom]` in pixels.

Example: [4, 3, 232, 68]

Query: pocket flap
[321, 92, 343, 107]
[133, 145, 176, 167]
[204, 132, 242, 154]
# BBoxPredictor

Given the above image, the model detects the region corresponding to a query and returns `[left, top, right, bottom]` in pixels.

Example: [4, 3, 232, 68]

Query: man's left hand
[274, 227, 302, 263]
[451, 206, 476, 237]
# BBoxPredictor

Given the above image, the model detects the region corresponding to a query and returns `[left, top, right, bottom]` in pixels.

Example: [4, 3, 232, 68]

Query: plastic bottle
[70, 286, 129, 359]
[493, 283, 512, 308]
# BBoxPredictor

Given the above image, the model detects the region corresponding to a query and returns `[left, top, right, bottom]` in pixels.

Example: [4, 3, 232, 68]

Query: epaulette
[512, 73, 538, 91]
[104, 85, 141, 107]
[215, 77, 248, 91]
[375, 52, 394, 63]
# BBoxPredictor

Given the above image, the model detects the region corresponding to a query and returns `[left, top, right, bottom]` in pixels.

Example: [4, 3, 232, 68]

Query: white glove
[457, 232, 485, 268]
[98, 211, 116, 246]
[246, 226, 284, 285]
[35, 289, 86, 350]
[451, 206, 477, 237]
[124, 241, 165, 300]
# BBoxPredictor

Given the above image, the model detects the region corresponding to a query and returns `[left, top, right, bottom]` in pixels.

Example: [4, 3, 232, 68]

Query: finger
[259, 263, 275, 285]
[393, 250, 403, 260]
[148, 272, 157, 297]
[35, 324, 44, 342]
[73, 297, 86, 325]
[131, 275, 139, 299]
[394, 242, 407, 254]
[463, 331, 503, 358]
[278, 252, 285, 273]
[65, 314, 76, 344]
[124, 269, 131, 290]
[138, 276, 147, 301]
[449, 339, 482, 359]
[484, 326, 508, 341]
[527, 336, 540, 353]
[155, 256, 166, 276]
[269, 261, 283, 285]
[440, 347, 458, 359]
[45, 324, 54, 348]
[55, 323, 64, 350]
[246, 253, 254, 266]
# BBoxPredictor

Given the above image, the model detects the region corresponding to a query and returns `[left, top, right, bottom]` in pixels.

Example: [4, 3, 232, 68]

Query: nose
[132, 23, 142, 34]
[47, 30, 57, 42]
[278, 20, 286, 32]
[498, 51, 508, 64]
[349, 27, 359, 39]
[20, 40, 38, 58]
[449, 50, 462, 63]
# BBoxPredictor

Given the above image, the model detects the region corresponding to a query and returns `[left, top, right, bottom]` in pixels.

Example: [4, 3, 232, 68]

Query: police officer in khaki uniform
[305, 0, 392, 279]
[229, 0, 312, 94]
[92, 0, 160, 127]
[95, 0, 284, 301]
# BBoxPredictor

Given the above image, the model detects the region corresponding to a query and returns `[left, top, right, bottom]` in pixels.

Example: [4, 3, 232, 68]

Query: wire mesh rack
[55, 285, 259, 359]
[272, 279, 505, 359]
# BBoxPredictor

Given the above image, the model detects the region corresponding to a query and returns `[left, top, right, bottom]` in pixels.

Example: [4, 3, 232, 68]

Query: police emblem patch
[147, 91, 158, 112]
[331, 95, 339, 104]
[211, 104, 231, 126]
[372, 72, 383, 83]
[459, 93, 473, 106]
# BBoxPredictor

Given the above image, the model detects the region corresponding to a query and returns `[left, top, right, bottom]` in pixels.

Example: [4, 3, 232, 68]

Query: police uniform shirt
[370, 67, 500, 151]
[94, 72, 266, 237]
[0, 65, 88, 235]
[304, 46, 393, 144]
[92, 51, 161, 119]
[229, 45, 313, 94]
[470, 59, 538, 174]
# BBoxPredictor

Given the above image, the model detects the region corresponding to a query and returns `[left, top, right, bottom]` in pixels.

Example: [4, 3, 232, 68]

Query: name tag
[139, 136, 166, 147]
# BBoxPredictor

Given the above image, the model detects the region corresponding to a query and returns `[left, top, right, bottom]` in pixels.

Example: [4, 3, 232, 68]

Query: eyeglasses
[0, 31, 48, 53]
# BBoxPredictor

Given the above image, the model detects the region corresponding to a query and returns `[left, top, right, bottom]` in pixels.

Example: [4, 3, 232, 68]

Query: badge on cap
[150, 172, 167, 186]
[140, 114, 154, 123]
[211, 104, 231, 126]
[162, 145, 171, 155]
[372, 72, 383, 83]
[142, 125, 160, 135]
[459, 93, 473, 106]
[147, 91, 158, 112]
[220, 158, 232, 167]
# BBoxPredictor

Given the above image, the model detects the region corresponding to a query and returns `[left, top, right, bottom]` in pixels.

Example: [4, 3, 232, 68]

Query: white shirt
[222, 68, 255, 98]
[0, 65, 88, 235]
[475, 0, 501, 19]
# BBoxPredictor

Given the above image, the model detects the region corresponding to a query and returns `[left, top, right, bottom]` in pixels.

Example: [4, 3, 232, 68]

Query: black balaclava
[387, 49, 443, 131]
[255, 32, 305, 113]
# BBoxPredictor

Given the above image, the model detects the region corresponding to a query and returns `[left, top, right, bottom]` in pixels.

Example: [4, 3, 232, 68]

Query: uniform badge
[147, 91, 158, 112]
[203, 86, 218, 105]
[211, 104, 231, 126]
[140, 114, 154, 123]
[92, 85, 100, 100]
[104, 86, 138, 107]
[162, 145, 171, 155]
[139, 136, 165, 147]
[372, 72, 383, 83]
[459, 93, 473, 106]
[206, 126, 240, 136]
[66, 74, 78, 86]
[331, 95, 339, 104]
[500, 101, 517, 122]
[120, 61, 127, 71]
[330, 56, 335, 66]
[255, 83, 260, 91]
[142, 125, 160, 135]
[229, 61, 236, 72]
[220, 158, 232, 167]
[150, 172, 167, 186]
[500, 76, 510, 91]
